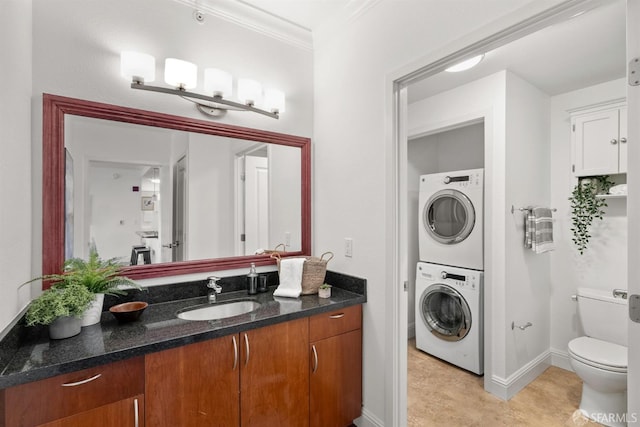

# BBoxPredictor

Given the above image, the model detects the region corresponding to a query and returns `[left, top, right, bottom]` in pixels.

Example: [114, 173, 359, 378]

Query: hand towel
[609, 184, 627, 195]
[273, 258, 305, 298]
[531, 207, 554, 254]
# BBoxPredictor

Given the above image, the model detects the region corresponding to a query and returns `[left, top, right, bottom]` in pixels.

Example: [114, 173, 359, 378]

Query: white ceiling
[180, 0, 626, 100]
[408, 0, 626, 103]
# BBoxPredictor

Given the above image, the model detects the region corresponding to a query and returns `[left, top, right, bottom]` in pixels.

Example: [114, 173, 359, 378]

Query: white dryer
[418, 168, 483, 270]
[415, 262, 483, 374]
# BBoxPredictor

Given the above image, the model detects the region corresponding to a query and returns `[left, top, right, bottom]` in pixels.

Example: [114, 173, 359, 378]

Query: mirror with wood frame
[43, 94, 311, 282]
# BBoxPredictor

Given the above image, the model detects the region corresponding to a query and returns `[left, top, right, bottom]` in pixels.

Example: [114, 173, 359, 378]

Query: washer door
[423, 189, 475, 244]
[420, 284, 472, 341]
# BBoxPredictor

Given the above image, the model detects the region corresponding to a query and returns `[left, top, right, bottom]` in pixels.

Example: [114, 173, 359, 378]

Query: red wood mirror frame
[42, 93, 311, 282]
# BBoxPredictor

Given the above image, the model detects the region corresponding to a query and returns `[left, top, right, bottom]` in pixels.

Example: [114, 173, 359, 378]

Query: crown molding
[172, 0, 313, 51]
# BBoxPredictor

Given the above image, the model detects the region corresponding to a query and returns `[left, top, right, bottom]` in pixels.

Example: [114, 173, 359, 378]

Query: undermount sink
[177, 300, 261, 321]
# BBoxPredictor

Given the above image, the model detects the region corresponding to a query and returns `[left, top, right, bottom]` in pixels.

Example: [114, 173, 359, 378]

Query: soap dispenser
[247, 263, 258, 295]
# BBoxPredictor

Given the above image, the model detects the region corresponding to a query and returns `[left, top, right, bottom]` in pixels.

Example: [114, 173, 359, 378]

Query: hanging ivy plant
[569, 175, 614, 254]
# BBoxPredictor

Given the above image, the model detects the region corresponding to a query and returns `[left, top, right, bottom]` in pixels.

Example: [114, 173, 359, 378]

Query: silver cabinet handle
[232, 335, 238, 371]
[329, 313, 345, 319]
[244, 333, 250, 366]
[61, 373, 102, 387]
[621, 137, 627, 144]
[613, 289, 628, 299]
[134, 398, 139, 427]
[311, 345, 318, 373]
[611, 138, 618, 145]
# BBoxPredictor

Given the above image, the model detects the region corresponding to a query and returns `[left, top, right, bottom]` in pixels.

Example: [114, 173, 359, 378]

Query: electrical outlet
[345, 238, 353, 258]
[285, 232, 291, 247]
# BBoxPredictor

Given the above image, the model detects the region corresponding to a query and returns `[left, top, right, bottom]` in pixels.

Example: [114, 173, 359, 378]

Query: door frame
[386, 1, 617, 425]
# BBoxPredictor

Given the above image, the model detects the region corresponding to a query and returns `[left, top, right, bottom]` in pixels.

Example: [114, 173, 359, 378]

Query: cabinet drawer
[309, 305, 361, 342]
[4, 356, 144, 427]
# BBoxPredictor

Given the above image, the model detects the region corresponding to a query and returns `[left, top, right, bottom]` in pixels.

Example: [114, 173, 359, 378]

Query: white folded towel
[609, 184, 627, 195]
[273, 258, 305, 298]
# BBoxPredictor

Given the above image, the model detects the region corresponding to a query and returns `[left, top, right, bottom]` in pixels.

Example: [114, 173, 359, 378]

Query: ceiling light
[445, 54, 484, 73]
[121, 52, 284, 119]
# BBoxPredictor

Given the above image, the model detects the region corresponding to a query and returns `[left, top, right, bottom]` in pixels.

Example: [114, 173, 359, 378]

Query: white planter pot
[81, 293, 105, 327]
[49, 316, 82, 339]
[318, 287, 331, 298]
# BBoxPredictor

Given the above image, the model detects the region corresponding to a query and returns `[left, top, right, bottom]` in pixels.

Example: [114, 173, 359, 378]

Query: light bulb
[165, 58, 197, 89]
[204, 68, 233, 97]
[120, 51, 155, 83]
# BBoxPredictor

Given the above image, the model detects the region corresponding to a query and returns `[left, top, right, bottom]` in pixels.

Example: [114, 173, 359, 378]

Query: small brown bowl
[109, 301, 148, 323]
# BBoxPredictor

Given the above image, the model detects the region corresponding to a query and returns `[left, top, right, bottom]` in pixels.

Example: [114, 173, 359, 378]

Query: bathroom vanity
[0, 273, 365, 427]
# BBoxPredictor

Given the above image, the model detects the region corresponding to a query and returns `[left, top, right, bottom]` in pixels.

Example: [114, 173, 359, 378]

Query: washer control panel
[418, 266, 480, 291]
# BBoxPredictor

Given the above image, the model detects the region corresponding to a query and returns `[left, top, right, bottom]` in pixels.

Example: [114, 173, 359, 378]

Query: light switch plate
[629, 294, 640, 323]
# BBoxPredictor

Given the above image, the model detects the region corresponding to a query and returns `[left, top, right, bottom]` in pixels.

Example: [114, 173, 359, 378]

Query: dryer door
[423, 189, 475, 244]
[420, 284, 472, 341]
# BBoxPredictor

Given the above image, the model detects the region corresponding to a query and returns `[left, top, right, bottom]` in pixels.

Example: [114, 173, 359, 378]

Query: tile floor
[407, 339, 603, 426]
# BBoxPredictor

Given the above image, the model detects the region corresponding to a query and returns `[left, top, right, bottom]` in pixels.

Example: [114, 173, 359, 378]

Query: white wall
[503, 71, 551, 380]
[186, 134, 236, 260]
[25, 0, 313, 327]
[407, 122, 484, 336]
[0, 0, 33, 333]
[269, 144, 302, 252]
[549, 77, 627, 369]
[313, 1, 562, 423]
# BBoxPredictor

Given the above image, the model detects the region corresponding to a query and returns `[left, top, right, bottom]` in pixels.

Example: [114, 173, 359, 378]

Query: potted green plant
[569, 175, 614, 254]
[31, 250, 140, 326]
[318, 283, 332, 299]
[25, 284, 94, 339]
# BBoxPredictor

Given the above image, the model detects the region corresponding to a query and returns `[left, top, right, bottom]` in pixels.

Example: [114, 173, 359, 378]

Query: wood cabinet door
[145, 335, 240, 427]
[310, 329, 362, 427]
[240, 318, 309, 427]
[573, 109, 620, 176]
[37, 395, 143, 427]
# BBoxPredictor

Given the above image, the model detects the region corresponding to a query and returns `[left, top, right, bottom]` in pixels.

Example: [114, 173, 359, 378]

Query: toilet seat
[568, 336, 627, 373]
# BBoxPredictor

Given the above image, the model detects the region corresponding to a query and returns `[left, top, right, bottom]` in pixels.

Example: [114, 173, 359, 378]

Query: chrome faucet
[207, 276, 222, 303]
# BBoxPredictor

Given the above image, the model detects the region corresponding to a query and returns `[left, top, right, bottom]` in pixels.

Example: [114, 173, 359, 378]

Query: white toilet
[568, 287, 628, 427]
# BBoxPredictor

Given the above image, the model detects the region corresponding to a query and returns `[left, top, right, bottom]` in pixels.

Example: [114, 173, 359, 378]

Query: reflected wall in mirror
[44, 94, 311, 282]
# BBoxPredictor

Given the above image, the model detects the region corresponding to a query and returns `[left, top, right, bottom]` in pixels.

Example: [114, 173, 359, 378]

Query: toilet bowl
[569, 336, 627, 427]
[569, 288, 628, 427]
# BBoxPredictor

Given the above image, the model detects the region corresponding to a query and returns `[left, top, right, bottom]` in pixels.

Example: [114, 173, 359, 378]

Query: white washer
[415, 262, 483, 374]
[418, 168, 483, 270]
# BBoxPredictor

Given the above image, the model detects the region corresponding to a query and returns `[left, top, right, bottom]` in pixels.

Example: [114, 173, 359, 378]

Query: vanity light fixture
[445, 54, 485, 73]
[120, 51, 285, 119]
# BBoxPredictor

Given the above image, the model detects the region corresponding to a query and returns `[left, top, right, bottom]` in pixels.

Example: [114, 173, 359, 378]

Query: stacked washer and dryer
[415, 168, 484, 375]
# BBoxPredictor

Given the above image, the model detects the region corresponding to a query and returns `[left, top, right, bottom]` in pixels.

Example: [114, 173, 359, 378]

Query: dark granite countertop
[0, 270, 366, 389]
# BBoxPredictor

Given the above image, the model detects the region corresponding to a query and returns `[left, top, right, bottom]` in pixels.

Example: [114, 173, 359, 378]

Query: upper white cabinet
[571, 103, 627, 176]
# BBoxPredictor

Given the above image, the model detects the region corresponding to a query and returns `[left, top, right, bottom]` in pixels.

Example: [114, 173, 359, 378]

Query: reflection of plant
[32, 250, 140, 296]
[569, 175, 614, 254]
[25, 284, 94, 326]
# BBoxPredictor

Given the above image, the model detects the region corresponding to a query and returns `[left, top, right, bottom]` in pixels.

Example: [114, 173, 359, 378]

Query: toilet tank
[576, 287, 628, 346]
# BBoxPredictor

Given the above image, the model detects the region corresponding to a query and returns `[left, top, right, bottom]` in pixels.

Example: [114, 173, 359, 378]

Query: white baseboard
[550, 347, 574, 372]
[489, 350, 551, 400]
[408, 321, 415, 339]
[354, 406, 385, 427]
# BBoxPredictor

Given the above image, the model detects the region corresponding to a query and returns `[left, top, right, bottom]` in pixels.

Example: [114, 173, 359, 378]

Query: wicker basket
[271, 252, 334, 295]
[260, 243, 286, 255]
